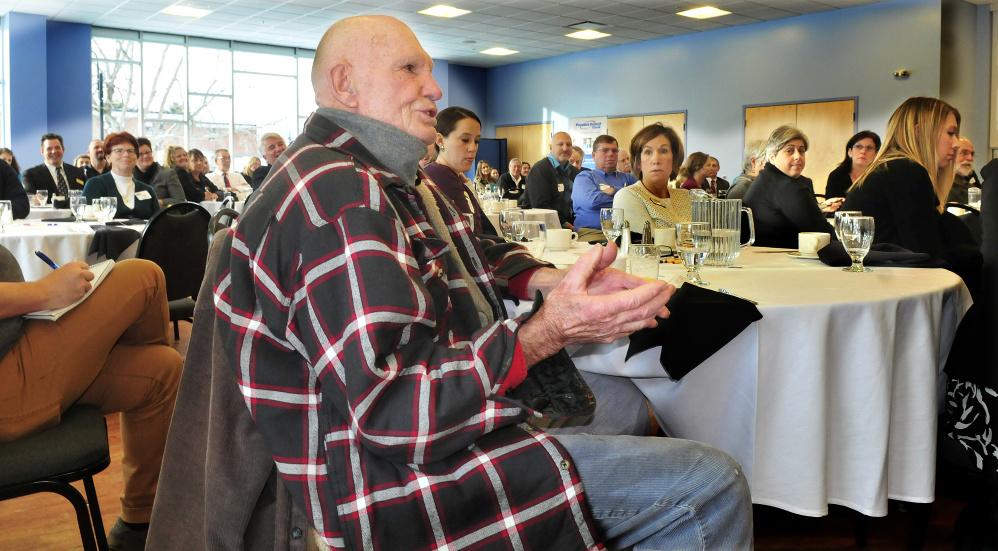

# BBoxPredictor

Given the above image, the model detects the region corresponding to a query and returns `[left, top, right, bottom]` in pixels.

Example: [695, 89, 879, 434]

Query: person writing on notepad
[0, 250, 182, 551]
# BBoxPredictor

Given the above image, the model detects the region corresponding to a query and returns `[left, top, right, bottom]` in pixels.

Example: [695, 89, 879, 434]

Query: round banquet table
[508, 244, 972, 518]
[200, 200, 246, 216]
[0, 221, 143, 281]
[24, 206, 73, 220]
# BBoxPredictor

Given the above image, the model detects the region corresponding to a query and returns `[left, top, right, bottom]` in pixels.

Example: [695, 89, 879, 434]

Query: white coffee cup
[653, 227, 676, 249]
[798, 232, 831, 257]
[547, 228, 578, 251]
[507, 199, 518, 209]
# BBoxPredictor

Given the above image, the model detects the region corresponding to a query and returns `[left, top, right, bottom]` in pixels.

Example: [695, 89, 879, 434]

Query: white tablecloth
[200, 201, 246, 216]
[24, 206, 73, 220]
[0, 221, 143, 281]
[485, 207, 561, 231]
[509, 245, 971, 517]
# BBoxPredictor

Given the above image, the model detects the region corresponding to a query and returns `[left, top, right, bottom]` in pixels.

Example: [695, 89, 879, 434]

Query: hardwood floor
[0, 321, 964, 549]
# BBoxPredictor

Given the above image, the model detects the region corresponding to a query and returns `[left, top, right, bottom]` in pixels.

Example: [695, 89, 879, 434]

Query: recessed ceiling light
[677, 6, 731, 19]
[480, 47, 518, 56]
[160, 4, 212, 17]
[566, 29, 611, 40]
[418, 5, 471, 18]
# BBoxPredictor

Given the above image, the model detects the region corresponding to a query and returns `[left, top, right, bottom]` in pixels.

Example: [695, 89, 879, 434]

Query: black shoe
[107, 518, 148, 551]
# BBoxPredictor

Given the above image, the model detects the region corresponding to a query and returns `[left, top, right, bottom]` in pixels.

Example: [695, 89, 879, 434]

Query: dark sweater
[523, 156, 579, 227]
[824, 164, 853, 199]
[743, 163, 832, 248]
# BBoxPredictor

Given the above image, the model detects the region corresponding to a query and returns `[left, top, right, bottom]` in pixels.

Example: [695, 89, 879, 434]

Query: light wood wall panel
[495, 126, 523, 165]
[520, 123, 552, 165]
[796, 100, 855, 193]
[745, 104, 797, 146]
[744, 100, 855, 195]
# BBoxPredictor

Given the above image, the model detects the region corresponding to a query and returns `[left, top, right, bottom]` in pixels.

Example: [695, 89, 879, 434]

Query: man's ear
[328, 62, 359, 108]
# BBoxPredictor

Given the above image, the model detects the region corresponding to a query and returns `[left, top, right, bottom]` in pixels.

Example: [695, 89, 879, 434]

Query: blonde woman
[612, 123, 692, 231]
[242, 156, 261, 181]
[841, 97, 965, 257]
[163, 145, 205, 202]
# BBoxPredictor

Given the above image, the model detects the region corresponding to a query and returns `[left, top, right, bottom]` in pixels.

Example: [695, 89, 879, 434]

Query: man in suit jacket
[0, 159, 29, 219]
[706, 156, 730, 196]
[250, 133, 287, 190]
[22, 133, 87, 208]
[523, 131, 580, 229]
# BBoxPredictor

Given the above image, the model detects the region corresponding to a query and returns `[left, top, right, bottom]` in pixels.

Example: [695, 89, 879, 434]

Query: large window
[92, 29, 315, 171]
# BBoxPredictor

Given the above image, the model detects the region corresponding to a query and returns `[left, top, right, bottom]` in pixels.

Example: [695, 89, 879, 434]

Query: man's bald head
[310, 16, 442, 144]
[550, 132, 573, 164]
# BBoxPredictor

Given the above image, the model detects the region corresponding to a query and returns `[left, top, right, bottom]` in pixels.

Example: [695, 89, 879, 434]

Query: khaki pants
[0, 259, 183, 523]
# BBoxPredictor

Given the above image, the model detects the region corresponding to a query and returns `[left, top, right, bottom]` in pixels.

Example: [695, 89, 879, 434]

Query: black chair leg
[23, 480, 100, 551]
[83, 475, 109, 551]
[855, 512, 869, 548]
[173, 320, 180, 340]
[906, 502, 932, 551]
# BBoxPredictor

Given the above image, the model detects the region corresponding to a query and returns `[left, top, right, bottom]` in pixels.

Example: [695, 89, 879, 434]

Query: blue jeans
[553, 434, 753, 550]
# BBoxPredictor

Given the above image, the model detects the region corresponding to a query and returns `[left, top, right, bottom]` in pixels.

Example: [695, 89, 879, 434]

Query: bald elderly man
[203, 15, 750, 550]
[522, 131, 581, 229]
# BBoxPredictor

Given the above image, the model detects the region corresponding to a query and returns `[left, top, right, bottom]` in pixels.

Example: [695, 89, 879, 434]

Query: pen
[34, 251, 59, 269]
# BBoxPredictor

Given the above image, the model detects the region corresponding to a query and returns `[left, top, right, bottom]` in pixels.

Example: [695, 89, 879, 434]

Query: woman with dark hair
[163, 146, 205, 202]
[422, 106, 496, 235]
[187, 149, 220, 201]
[82, 132, 161, 219]
[743, 125, 834, 248]
[0, 148, 21, 176]
[824, 131, 881, 199]
[676, 152, 710, 191]
[612, 123, 692, 230]
[134, 137, 185, 206]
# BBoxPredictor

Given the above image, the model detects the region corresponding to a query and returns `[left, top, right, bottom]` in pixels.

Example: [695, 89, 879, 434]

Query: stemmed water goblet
[676, 221, 711, 285]
[511, 220, 546, 258]
[499, 208, 524, 242]
[70, 194, 88, 223]
[0, 201, 11, 233]
[840, 216, 875, 273]
[100, 197, 118, 223]
[834, 210, 862, 242]
[600, 207, 624, 244]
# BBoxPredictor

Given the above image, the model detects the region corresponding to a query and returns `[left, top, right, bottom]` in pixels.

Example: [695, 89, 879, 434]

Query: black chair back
[208, 207, 239, 243]
[137, 202, 211, 302]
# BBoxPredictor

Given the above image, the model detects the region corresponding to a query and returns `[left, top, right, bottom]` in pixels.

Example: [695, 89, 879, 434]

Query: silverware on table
[718, 288, 759, 305]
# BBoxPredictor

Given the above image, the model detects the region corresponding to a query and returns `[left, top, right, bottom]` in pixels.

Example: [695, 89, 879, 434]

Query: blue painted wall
[431, 58, 449, 109]
[447, 64, 487, 122]
[46, 20, 92, 159]
[483, 0, 946, 180]
[5, 12, 49, 166]
[3, 14, 92, 167]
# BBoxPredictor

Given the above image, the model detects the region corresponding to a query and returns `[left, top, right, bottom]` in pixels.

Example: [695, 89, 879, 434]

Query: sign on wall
[569, 116, 608, 155]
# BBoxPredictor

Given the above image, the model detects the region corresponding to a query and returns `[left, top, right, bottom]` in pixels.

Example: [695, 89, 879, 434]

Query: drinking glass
[968, 187, 982, 210]
[70, 194, 88, 223]
[600, 207, 624, 243]
[511, 220, 546, 258]
[0, 201, 11, 233]
[499, 208, 524, 242]
[91, 198, 105, 223]
[676, 222, 711, 285]
[833, 210, 862, 242]
[100, 197, 118, 222]
[840, 215, 875, 273]
[628, 244, 660, 280]
[35, 190, 49, 206]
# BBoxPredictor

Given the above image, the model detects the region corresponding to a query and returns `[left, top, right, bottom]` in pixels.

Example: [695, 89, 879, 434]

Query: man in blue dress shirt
[571, 134, 637, 241]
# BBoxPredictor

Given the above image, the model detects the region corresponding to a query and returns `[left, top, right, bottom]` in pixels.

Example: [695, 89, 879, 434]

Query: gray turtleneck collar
[316, 107, 428, 184]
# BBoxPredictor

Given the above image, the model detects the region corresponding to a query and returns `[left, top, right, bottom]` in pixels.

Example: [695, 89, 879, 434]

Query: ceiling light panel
[418, 5, 472, 18]
[677, 6, 732, 19]
[565, 29, 611, 40]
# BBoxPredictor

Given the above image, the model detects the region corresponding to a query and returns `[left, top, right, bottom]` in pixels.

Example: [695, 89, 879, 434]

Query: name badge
[557, 183, 565, 193]
[135, 190, 152, 200]
[75, 178, 84, 185]
[53, 195, 66, 202]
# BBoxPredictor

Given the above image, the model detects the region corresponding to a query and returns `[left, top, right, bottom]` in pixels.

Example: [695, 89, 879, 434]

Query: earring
[439, 146, 445, 152]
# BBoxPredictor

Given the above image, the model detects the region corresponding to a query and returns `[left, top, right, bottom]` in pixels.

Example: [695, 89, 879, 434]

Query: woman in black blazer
[743, 125, 834, 248]
[824, 131, 880, 199]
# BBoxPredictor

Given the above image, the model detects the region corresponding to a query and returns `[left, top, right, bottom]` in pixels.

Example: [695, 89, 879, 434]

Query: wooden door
[744, 100, 855, 195]
[520, 123, 552, 165]
[495, 126, 523, 165]
[744, 104, 797, 146]
[608, 113, 687, 154]
[796, 100, 855, 192]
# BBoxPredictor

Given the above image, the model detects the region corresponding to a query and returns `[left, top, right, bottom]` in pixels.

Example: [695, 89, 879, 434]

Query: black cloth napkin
[88, 225, 141, 261]
[817, 242, 948, 268]
[41, 216, 78, 223]
[626, 283, 762, 381]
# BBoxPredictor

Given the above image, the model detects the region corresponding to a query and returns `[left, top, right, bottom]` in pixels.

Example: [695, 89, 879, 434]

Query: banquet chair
[208, 207, 239, 243]
[137, 202, 211, 340]
[945, 202, 981, 245]
[0, 404, 111, 551]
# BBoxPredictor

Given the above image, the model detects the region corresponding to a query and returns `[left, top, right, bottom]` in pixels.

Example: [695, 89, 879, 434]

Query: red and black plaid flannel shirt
[214, 112, 605, 550]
